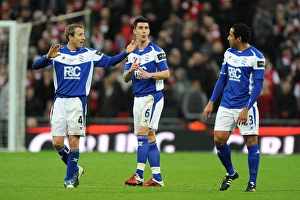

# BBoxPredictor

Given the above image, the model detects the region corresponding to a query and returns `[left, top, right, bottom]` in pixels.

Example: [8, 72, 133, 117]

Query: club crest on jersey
[64, 66, 81, 79]
[79, 55, 84, 62]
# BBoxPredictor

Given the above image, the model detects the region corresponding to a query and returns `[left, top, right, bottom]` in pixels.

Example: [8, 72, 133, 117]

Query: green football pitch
[0, 151, 299, 200]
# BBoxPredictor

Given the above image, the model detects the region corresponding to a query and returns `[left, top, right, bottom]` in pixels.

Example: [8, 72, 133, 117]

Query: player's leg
[52, 136, 68, 164]
[143, 93, 164, 187]
[64, 97, 86, 188]
[244, 135, 259, 192]
[124, 125, 149, 186]
[215, 130, 235, 174]
[215, 107, 238, 190]
[142, 131, 164, 187]
[50, 97, 69, 164]
[125, 95, 152, 186]
[136, 126, 150, 178]
[239, 105, 259, 192]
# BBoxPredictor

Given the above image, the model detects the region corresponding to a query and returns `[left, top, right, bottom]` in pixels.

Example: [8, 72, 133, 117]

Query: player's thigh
[66, 97, 86, 137]
[149, 96, 164, 131]
[134, 93, 163, 133]
[214, 106, 236, 132]
[133, 94, 155, 133]
[50, 98, 67, 136]
[236, 106, 259, 136]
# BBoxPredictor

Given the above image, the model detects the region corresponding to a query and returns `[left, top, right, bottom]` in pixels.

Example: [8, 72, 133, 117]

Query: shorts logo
[64, 66, 81, 79]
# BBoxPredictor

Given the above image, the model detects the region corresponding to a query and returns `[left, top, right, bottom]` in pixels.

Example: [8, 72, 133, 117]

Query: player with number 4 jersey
[32, 24, 138, 188]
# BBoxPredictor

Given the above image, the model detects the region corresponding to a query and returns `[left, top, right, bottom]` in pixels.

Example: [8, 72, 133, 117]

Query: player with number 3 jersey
[203, 23, 265, 192]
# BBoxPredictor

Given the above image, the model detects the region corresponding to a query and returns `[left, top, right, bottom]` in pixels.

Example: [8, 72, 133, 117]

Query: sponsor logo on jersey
[157, 53, 166, 60]
[228, 66, 241, 82]
[95, 51, 102, 56]
[257, 61, 265, 68]
[64, 66, 81, 79]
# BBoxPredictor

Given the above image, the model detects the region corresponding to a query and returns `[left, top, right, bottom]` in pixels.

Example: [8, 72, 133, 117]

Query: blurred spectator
[96, 69, 124, 118]
[210, 41, 224, 67]
[257, 80, 274, 119]
[172, 68, 191, 117]
[25, 86, 43, 116]
[186, 51, 217, 98]
[181, 79, 207, 121]
[32, 68, 55, 113]
[264, 55, 280, 92]
[180, 39, 195, 67]
[26, 117, 38, 128]
[161, 79, 179, 118]
[273, 78, 298, 118]
[252, 4, 274, 55]
[167, 47, 182, 70]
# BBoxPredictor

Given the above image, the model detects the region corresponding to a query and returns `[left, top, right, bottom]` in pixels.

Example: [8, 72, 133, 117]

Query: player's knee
[244, 136, 258, 146]
[52, 141, 63, 150]
[148, 135, 156, 143]
[214, 136, 227, 145]
[52, 137, 64, 150]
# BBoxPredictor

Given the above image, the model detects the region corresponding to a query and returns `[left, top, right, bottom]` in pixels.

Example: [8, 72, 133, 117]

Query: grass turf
[0, 151, 299, 200]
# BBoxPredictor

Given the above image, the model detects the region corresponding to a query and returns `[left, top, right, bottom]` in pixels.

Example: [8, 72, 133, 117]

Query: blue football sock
[65, 149, 79, 181]
[148, 142, 162, 181]
[247, 144, 260, 185]
[57, 145, 69, 165]
[136, 136, 149, 179]
[216, 143, 235, 175]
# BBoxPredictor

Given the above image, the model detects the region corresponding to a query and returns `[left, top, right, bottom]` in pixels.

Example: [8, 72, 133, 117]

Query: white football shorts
[50, 97, 86, 137]
[214, 105, 259, 135]
[133, 92, 164, 134]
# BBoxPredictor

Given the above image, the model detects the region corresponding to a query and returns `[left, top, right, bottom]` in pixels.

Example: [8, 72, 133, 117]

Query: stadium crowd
[0, 0, 300, 126]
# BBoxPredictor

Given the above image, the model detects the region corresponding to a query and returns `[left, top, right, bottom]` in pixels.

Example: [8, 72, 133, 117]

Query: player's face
[133, 22, 150, 43]
[69, 27, 85, 50]
[227, 28, 239, 48]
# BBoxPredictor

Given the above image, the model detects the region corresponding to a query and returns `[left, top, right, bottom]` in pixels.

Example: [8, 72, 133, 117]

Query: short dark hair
[133, 16, 149, 29]
[232, 23, 251, 43]
[64, 24, 85, 41]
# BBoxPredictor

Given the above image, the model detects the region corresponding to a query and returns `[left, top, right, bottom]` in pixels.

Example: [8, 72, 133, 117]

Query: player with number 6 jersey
[123, 16, 170, 187]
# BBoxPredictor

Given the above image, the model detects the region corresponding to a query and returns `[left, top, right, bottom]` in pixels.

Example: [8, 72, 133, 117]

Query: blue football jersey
[220, 45, 265, 108]
[37, 45, 113, 97]
[124, 41, 169, 96]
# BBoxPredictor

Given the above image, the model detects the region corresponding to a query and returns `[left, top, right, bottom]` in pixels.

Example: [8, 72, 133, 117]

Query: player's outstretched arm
[32, 44, 62, 70]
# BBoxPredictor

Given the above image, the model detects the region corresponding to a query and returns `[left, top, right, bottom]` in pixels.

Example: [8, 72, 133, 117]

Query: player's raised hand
[126, 40, 139, 54]
[46, 44, 62, 59]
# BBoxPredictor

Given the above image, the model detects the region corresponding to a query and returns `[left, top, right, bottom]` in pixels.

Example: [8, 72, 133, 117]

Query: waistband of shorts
[135, 91, 162, 98]
[55, 93, 86, 98]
